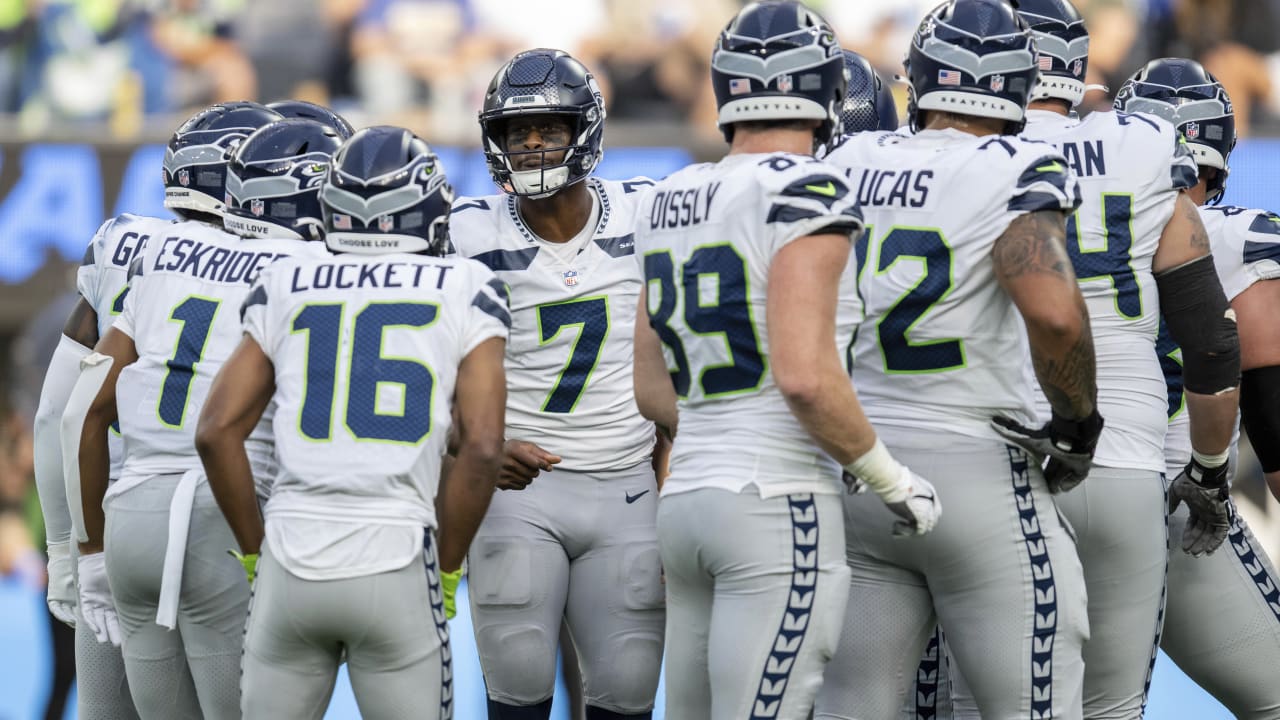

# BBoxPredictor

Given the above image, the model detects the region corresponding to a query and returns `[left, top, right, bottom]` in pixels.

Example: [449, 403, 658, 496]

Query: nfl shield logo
[989, 75, 1005, 92]
[250, 198, 265, 216]
[178, 169, 190, 187]
[379, 214, 394, 232]
[777, 75, 793, 92]
[562, 270, 579, 287]
[1073, 59, 1084, 76]
[1185, 122, 1200, 139]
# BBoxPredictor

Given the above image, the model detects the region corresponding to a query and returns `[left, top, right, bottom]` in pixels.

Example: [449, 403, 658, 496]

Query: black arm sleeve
[1241, 366, 1280, 472]
[1156, 255, 1241, 395]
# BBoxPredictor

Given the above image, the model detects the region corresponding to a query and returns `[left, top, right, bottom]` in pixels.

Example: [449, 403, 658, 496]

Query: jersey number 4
[643, 244, 765, 397]
[1066, 193, 1141, 319]
[292, 302, 438, 444]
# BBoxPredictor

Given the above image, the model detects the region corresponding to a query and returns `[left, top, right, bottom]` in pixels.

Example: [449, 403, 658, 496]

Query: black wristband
[1186, 457, 1230, 489]
[1049, 408, 1104, 449]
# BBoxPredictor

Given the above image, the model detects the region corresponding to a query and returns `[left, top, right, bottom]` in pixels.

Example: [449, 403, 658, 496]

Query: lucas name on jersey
[287, 260, 456, 293]
[848, 168, 934, 208]
[149, 235, 287, 286]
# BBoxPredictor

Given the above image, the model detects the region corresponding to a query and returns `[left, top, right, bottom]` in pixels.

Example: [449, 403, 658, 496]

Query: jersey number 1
[157, 296, 221, 428]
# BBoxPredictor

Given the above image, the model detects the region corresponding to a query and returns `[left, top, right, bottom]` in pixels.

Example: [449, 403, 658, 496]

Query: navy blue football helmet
[163, 101, 284, 220]
[479, 49, 605, 198]
[320, 126, 455, 257]
[904, 0, 1040, 133]
[1115, 58, 1236, 203]
[710, 1, 846, 146]
[1017, 0, 1089, 106]
[842, 50, 898, 133]
[267, 100, 355, 140]
[223, 119, 344, 240]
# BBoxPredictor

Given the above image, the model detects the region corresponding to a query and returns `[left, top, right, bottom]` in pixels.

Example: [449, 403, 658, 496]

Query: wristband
[843, 438, 911, 503]
[228, 549, 259, 584]
[1192, 448, 1230, 469]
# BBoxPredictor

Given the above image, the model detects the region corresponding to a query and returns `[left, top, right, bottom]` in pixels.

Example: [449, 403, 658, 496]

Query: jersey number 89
[643, 244, 765, 398]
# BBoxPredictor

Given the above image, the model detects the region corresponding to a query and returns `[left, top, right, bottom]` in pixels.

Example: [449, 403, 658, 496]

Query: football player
[632, 3, 940, 718]
[816, 1, 1098, 717]
[1121, 58, 1280, 720]
[199, 125, 507, 720]
[988, 4, 1242, 717]
[67, 118, 337, 718]
[448, 49, 666, 720]
[33, 101, 281, 720]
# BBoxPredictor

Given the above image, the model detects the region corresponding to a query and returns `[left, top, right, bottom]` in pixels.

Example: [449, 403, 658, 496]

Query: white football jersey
[631, 152, 864, 499]
[449, 177, 656, 473]
[1021, 108, 1199, 471]
[824, 128, 1081, 440]
[1162, 204, 1280, 477]
[243, 254, 509, 580]
[76, 214, 172, 479]
[110, 223, 328, 499]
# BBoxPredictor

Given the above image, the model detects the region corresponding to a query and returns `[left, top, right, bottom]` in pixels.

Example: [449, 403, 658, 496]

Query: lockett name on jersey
[288, 261, 455, 293]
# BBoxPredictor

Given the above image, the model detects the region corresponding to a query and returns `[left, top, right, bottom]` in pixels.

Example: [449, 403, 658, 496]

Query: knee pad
[476, 623, 557, 704]
[620, 544, 665, 611]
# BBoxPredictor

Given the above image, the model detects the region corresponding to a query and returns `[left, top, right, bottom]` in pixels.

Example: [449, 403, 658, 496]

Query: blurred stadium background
[1, 0, 1279, 717]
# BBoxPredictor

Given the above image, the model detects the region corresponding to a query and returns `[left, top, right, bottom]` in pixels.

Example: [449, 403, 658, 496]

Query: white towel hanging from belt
[156, 468, 203, 629]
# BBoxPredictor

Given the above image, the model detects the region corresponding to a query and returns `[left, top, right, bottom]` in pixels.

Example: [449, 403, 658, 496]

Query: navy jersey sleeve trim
[471, 247, 539, 272]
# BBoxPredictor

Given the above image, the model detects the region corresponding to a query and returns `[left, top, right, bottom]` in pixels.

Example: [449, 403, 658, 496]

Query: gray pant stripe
[749, 493, 819, 719]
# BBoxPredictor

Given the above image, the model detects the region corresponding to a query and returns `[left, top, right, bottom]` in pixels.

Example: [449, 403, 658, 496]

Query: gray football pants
[104, 474, 249, 720]
[468, 461, 665, 713]
[241, 532, 453, 720]
[1160, 494, 1280, 719]
[815, 434, 1088, 720]
[70, 541, 140, 720]
[659, 488, 850, 720]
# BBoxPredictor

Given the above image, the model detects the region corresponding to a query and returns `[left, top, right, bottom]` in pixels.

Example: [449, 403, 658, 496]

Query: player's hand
[881, 471, 942, 537]
[991, 409, 1104, 493]
[498, 440, 561, 490]
[77, 552, 121, 646]
[1169, 457, 1231, 556]
[440, 567, 463, 620]
[46, 542, 77, 628]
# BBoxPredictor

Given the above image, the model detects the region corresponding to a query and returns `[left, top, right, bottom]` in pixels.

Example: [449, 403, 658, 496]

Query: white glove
[46, 542, 77, 628]
[77, 552, 121, 646]
[881, 470, 943, 537]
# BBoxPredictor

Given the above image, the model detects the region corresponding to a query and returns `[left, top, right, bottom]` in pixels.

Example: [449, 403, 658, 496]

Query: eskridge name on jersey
[77, 213, 176, 480]
[824, 128, 1081, 441]
[632, 152, 863, 499]
[243, 253, 509, 579]
[1164, 204, 1280, 478]
[110, 223, 328, 499]
[1020, 108, 1198, 472]
[449, 177, 656, 473]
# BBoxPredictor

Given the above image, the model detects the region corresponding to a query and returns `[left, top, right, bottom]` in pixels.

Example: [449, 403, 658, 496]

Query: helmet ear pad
[479, 49, 606, 199]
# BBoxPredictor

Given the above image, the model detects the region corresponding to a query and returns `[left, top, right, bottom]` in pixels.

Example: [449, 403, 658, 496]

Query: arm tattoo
[992, 210, 1074, 283]
[62, 297, 99, 348]
[1182, 194, 1211, 254]
[1032, 305, 1098, 418]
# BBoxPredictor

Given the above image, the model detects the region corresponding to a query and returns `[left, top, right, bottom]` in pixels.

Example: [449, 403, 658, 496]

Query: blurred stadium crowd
[1, 0, 1280, 142]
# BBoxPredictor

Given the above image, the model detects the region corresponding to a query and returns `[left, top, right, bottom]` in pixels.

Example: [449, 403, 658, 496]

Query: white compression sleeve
[33, 334, 92, 547]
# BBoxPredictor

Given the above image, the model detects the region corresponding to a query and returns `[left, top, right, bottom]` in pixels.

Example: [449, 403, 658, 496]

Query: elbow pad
[1241, 366, 1280, 472]
[1157, 255, 1241, 395]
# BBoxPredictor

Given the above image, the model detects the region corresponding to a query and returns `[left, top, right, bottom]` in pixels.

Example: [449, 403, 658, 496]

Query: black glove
[991, 409, 1104, 493]
[1168, 457, 1231, 556]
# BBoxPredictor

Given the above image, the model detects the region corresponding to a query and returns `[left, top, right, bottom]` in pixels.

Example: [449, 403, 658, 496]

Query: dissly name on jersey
[288, 261, 456, 293]
[151, 237, 287, 286]
[648, 182, 721, 229]
[848, 168, 934, 209]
